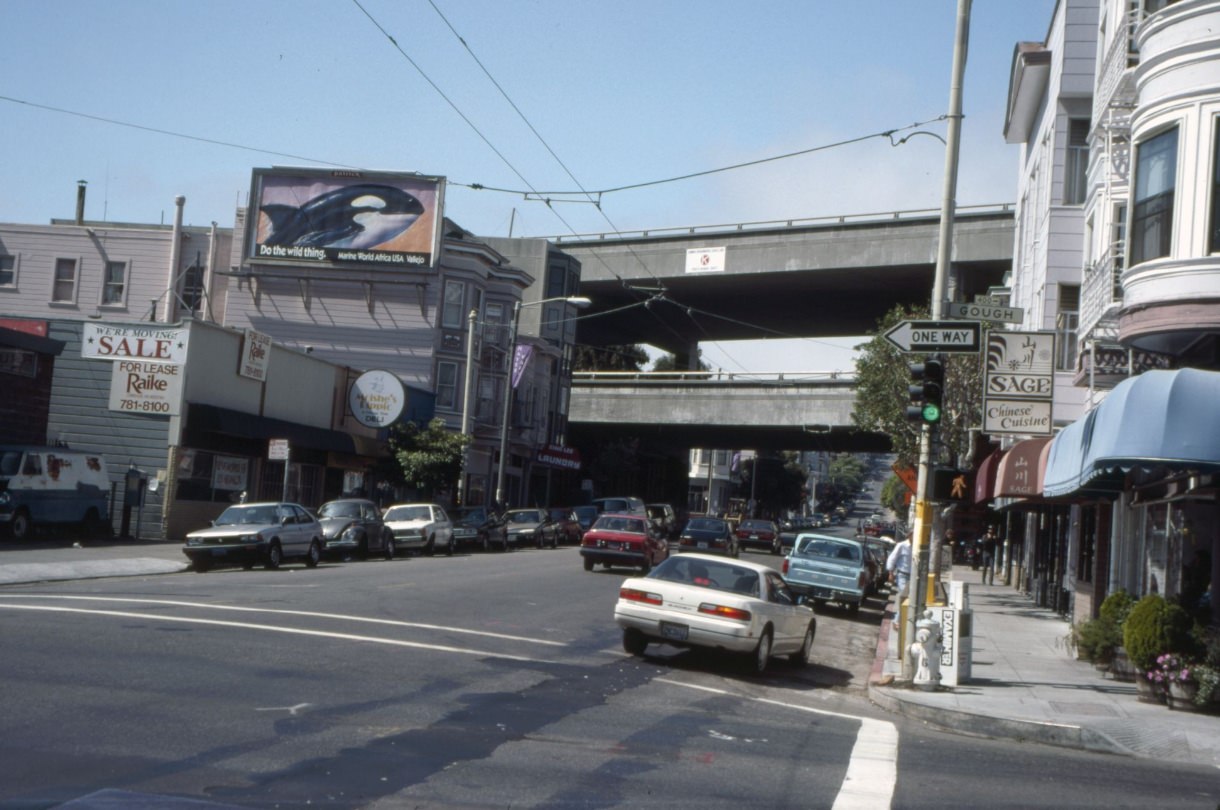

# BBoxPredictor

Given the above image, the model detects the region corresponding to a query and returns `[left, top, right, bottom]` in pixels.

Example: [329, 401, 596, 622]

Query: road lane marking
[657, 679, 898, 809]
[0, 594, 564, 646]
[0, 603, 558, 664]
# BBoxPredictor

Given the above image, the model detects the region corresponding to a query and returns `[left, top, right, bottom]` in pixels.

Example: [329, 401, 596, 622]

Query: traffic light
[906, 359, 944, 424]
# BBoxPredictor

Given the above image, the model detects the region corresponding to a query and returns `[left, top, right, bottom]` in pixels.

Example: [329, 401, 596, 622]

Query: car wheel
[241, 561, 255, 570]
[748, 628, 773, 675]
[640, 554, 652, 574]
[848, 600, 860, 615]
[622, 628, 648, 657]
[583, 556, 594, 572]
[304, 540, 321, 568]
[789, 622, 816, 666]
[771, 539, 781, 556]
[82, 507, 108, 539]
[265, 542, 283, 570]
[425, 536, 435, 556]
[550, 534, 558, 549]
[445, 536, 455, 556]
[10, 508, 32, 541]
[383, 530, 396, 560]
[812, 599, 826, 613]
[357, 535, 370, 561]
[191, 559, 211, 573]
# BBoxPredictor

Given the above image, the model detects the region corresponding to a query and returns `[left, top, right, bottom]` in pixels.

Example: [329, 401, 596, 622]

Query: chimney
[75, 180, 87, 225]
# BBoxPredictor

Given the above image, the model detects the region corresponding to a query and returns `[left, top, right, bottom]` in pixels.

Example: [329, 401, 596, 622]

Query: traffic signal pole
[903, 0, 970, 682]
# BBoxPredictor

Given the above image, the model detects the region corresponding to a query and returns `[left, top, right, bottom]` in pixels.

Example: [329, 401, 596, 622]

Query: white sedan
[614, 553, 817, 674]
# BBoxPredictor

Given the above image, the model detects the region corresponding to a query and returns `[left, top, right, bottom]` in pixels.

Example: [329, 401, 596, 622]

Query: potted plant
[1099, 589, 1136, 679]
[1148, 653, 1199, 710]
[1121, 594, 1195, 703]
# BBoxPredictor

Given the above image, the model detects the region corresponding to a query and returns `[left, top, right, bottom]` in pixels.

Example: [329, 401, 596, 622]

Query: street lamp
[495, 295, 591, 508]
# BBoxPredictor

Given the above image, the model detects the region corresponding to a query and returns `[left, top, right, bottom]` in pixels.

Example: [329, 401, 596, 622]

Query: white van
[0, 447, 111, 540]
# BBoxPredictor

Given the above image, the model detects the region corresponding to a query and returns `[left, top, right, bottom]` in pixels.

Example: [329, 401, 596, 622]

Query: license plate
[211, 548, 228, 557]
[660, 621, 689, 641]
[749, 534, 759, 540]
[698, 542, 707, 549]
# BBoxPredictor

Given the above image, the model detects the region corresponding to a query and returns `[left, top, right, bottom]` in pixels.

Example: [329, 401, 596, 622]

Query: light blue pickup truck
[780, 533, 873, 613]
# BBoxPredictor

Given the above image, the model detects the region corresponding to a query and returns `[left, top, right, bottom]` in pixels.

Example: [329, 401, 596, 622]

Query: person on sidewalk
[885, 534, 911, 597]
[980, 527, 997, 585]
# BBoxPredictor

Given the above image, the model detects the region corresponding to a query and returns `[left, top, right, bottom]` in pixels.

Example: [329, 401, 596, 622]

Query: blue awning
[1043, 369, 1220, 498]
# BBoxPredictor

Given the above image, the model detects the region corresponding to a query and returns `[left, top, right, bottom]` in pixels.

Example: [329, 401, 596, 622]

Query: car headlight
[0, 491, 10, 506]
[240, 534, 260, 544]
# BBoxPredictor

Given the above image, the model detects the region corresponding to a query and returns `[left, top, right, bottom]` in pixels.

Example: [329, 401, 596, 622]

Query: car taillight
[858, 571, 868, 589]
[620, 587, 663, 606]
[698, 603, 751, 621]
[782, 559, 789, 574]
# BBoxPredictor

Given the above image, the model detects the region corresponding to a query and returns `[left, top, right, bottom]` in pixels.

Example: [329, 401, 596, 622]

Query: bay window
[1130, 126, 1178, 264]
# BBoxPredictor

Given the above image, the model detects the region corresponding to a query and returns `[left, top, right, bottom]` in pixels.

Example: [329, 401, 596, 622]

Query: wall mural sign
[983, 331, 1056, 435]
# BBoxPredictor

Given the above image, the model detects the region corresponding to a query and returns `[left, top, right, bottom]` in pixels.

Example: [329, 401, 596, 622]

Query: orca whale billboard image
[247, 168, 444, 270]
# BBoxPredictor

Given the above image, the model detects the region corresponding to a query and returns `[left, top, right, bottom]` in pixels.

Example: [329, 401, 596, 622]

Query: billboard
[247, 168, 444, 270]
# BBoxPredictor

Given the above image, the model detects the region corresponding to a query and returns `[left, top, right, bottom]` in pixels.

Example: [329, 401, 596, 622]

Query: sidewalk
[869, 577, 1220, 768]
[0, 537, 188, 585]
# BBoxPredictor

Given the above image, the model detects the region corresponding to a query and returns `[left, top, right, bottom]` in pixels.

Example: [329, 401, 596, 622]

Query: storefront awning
[974, 449, 1002, 504]
[1042, 368, 1220, 498]
[187, 403, 358, 455]
[993, 437, 1052, 499]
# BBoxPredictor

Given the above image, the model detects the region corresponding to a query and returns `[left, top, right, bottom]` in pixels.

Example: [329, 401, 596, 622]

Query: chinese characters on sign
[983, 331, 1056, 435]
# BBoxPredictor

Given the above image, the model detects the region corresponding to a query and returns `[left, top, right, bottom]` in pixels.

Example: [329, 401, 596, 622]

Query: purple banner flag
[511, 344, 534, 389]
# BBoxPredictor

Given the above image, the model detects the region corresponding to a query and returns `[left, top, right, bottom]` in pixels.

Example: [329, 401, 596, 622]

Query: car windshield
[214, 505, 278, 526]
[648, 557, 760, 596]
[687, 518, 726, 532]
[740, 520, 771, 531]
[457, 508, 487, 523]
[384, 505, 431, 522]
[592, 516, 646, 533]
[508, 510, 542, 524]
[796, 537, 861, 562]
[319, 502, 361, 519]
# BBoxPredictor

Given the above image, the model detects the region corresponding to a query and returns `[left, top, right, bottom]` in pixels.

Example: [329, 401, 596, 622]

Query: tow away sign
[883, 320, 981, 353]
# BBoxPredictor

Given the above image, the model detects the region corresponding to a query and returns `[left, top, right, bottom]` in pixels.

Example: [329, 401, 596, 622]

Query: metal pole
[905, 0, 970, 681]
[282, 446, 291, 502]
[495, 301, 521, 508]
[459, 308, 477, 506]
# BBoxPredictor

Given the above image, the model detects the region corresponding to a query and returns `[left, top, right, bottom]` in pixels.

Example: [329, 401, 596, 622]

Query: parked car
[182, 501, 323, 572]
[645, 503, 679, 539]
[735, 518, 783, 555]
[503, 508, 559, 549]
[453, 505, 507, 551]
[317, 498, 394, 560]
[580, 512, 668, 572]
[675, 516, 738, 557]
[782, 534, 872, 613]
[382, 502, 455, 556]
[548, 507, 585, 545]
[614, 553, 817, 674]
[571, 505, 599, 534]
[591, 496, 646, 515]
[0, 446, 111, 540]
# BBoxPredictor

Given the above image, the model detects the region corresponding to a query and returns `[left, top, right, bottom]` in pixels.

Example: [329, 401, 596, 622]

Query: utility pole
[904, 0, 971, 681]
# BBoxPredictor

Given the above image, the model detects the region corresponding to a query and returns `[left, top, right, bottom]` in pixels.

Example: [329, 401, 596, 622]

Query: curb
[0, 559, 190, 586]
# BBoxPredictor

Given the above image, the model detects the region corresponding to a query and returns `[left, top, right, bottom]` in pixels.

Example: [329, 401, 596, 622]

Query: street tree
[850, 304, 984, 469]
[572, 344, 648, 371]
[387, 418, 469, 503]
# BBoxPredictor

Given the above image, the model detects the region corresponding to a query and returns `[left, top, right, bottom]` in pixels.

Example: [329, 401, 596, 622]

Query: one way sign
[884, 320, 981, 353]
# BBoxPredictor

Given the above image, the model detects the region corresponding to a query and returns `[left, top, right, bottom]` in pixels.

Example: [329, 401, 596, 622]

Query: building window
[1211, 124, 1220, 253]
[442, 280, 465, 329]
[1056, 284, 1079, 372]
[102, 261, 127, 306]
[0, 254, 16, 287]
[1144, 0, 1180, 12]
[181, 264, 204, 314]
[436, 361, 458, 409]
[484, 301, 508, 347]
[52, 258, 78, 303]
[477, 376, 499, 422]
[1130, 126, 1178, 264]
[1064, 118, 1090, 205]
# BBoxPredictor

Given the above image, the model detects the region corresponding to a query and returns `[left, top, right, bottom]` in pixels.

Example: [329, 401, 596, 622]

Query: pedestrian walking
[885, 534, 912, 596]
[980, 527, 998, 585]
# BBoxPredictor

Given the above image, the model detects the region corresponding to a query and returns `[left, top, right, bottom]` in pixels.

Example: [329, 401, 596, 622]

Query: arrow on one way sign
[884, 320, 981, 353]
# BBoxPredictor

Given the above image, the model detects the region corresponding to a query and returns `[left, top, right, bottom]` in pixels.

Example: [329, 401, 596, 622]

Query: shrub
[1121, 594, 1196, 672]
[1099, 589, 1135, 628]
[1073, 617, 1121, 663]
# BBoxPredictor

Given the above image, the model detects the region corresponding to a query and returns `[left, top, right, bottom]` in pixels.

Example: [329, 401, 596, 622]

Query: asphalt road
[1, 493, 1216, 807]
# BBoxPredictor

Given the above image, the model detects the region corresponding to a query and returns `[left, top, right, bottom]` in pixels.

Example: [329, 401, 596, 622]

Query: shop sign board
[83, 323, 188, 364]
[107, 359, 183, 416]
[983, 331, 1056, 435]
[239, 329, 272, 381]
[348, 369, 406, 428]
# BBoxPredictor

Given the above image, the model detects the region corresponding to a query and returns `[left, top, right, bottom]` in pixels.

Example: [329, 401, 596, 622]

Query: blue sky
[1, 0, 1056, 371]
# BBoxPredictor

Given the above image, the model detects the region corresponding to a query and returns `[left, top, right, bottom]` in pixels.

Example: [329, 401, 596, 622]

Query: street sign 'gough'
[884, 320, 981, 354]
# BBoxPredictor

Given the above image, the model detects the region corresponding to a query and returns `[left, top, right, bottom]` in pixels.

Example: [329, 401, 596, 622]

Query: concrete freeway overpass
[553, 204, 1015, 355]
[566, 371, 895, 454]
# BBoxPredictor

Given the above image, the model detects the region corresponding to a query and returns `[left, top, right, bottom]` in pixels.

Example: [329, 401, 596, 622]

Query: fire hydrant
[909, 611, 943, 692]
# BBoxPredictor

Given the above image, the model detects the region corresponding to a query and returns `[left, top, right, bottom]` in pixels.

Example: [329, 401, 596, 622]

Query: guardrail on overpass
[567, 370, 884, 452]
